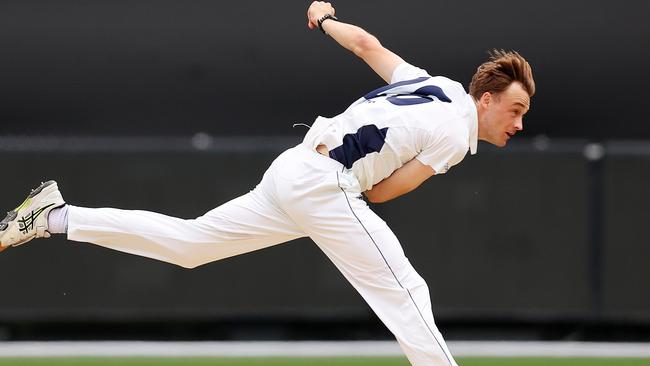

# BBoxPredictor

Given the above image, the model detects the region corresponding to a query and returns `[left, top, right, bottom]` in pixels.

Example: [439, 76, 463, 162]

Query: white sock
[47, 205, 69, 234]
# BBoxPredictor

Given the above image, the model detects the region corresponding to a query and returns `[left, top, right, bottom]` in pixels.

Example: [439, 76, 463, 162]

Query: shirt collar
[467, 94, 479, 155]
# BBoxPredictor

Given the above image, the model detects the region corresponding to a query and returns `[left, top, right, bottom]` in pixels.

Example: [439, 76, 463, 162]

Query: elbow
[173, 253, 205, 269]
[351, 31, 381, 57]
[178, 261, 201, 270]
[365, 191, 387, 204]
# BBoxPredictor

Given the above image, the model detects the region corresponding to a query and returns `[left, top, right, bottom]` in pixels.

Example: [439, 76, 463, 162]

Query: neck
[473, 97, 488, 142]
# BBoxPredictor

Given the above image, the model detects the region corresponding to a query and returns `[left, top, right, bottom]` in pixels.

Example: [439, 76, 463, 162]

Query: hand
[307, 1, 336, 30]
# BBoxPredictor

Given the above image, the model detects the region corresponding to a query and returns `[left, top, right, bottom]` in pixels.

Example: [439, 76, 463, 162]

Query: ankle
[47, 205, 69, 234]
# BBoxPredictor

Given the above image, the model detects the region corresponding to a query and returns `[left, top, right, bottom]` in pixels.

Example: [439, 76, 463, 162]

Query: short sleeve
[390, 62, 432, 84]
[415, 134, 468, 175]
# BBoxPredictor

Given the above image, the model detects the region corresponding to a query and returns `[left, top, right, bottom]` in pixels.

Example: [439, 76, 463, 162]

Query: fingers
[316, 1, 334, 14]
[307, 1, 335, 30]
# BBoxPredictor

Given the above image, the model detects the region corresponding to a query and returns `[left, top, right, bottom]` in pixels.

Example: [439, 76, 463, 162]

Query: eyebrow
[513, 101, 530, 110]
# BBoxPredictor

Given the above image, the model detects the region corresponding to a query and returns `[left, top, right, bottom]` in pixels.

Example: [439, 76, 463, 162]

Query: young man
[0, 2, 535, 365]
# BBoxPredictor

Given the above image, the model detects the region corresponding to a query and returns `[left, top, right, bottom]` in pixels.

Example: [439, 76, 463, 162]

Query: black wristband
[317, 14, 338, 35]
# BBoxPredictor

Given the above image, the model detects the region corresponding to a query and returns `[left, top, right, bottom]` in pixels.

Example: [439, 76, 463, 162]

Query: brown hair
[469, 50, 535, 100]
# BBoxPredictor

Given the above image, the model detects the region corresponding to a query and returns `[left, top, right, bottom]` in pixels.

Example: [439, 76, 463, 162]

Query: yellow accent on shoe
[14, 198, 32, 212]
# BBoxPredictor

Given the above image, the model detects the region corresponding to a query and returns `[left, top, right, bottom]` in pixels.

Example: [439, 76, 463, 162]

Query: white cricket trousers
[67, 143, 458, 366]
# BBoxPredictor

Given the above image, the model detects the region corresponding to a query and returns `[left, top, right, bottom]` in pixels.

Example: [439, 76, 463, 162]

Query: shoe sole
[0, 180, 57, 232]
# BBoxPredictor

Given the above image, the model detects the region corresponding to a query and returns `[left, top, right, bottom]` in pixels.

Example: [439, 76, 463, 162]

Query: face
[477, 82, 531, 147]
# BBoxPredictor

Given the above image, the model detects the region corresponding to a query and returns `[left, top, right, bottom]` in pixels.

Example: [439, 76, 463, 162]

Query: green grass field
[0, 358, 648, 366]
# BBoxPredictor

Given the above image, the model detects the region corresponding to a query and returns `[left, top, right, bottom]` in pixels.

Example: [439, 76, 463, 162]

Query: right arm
[363, 157, 436, 203]
[307, 1, 405, 84]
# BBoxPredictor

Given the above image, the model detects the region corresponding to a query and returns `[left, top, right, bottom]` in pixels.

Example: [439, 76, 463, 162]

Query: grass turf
[0, 358, 648, 366]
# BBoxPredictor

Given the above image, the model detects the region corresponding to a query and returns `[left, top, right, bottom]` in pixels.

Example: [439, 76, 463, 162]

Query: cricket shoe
[0, 180, 65, 250]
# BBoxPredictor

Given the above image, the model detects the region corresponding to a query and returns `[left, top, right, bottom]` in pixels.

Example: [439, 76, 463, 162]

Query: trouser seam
[336, 172, 452, 366]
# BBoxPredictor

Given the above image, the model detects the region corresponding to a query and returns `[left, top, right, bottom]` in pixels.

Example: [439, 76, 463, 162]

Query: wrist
[317, 14, 338, 34]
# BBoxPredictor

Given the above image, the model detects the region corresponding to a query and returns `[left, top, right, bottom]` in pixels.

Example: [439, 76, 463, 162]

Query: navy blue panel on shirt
[386, 95, 433, 106]
[363, 77, 452, 107]
[413, 85, 452, 103]
[329, 125, 390, 169]
[363, 77, 430, 100]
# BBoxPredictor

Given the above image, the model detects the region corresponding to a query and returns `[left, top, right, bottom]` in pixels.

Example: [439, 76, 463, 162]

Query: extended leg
[67, 187, 304, 268]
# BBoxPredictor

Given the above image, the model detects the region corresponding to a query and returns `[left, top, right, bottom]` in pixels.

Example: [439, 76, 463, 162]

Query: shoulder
[390, 63, 431, 83]
[428, 76, 468, 102]
[430, 123, 470, 160]
[442, 129, 469, 154]
[440, 132, 470, 168]
[429, 75, 465, 90]
[389, 63, 467, 94]
[416, 125, 469, 174]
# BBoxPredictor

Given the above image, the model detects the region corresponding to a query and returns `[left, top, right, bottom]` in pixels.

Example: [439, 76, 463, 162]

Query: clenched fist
[307, 1, 336, 30]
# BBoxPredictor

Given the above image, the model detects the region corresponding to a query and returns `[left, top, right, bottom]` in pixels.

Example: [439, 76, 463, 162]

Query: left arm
[364, 158, 435, 203]
[306, 1, 405, 83]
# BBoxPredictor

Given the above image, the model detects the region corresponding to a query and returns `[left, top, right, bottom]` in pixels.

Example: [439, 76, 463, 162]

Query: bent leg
[296, 191, 457, 366]
[68, 188, 304, 268]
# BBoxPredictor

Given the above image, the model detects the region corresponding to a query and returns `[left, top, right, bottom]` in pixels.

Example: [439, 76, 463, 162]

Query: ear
[480, 92, 492, 107]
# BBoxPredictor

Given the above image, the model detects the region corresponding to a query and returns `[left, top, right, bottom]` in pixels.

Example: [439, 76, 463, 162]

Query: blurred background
[0, 0, 648, 343]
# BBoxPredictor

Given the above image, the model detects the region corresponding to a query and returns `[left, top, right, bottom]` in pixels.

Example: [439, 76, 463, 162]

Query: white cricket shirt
[303, 62, 479, 191]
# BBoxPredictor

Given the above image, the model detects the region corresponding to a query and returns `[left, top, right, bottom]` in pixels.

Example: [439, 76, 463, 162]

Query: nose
[514, 117, 524, 131]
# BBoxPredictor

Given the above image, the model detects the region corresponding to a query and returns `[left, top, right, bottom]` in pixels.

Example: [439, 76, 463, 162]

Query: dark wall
[1, 0, 649, 138]
[0, 142, 647, 325]
[603, 153, 650, 319]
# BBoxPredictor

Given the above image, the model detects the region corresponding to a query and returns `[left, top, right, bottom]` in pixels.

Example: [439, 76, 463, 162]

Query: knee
[170, 219, 213, 269]
[395, 263, 428, 291]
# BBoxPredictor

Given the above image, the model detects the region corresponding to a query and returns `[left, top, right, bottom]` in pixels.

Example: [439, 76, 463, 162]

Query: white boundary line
[0, 341, 649, 358]
[450, 341, 650, 357]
